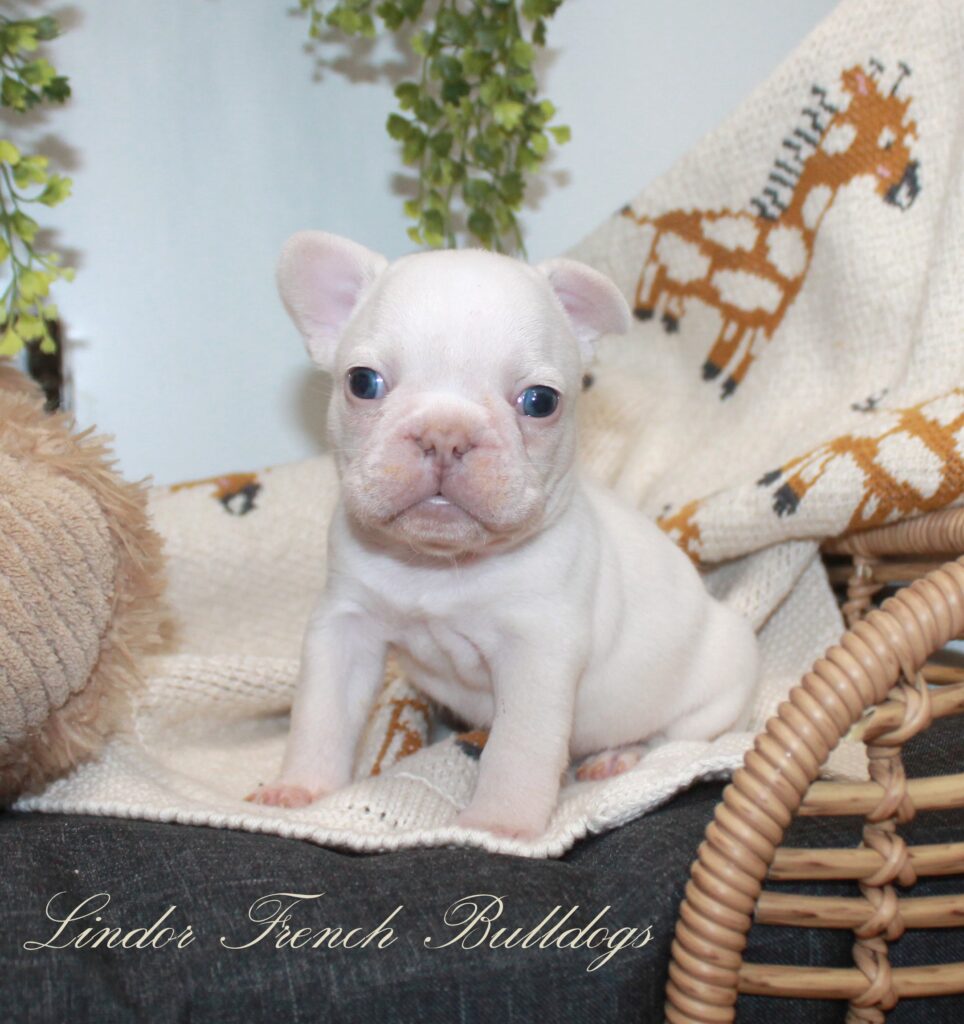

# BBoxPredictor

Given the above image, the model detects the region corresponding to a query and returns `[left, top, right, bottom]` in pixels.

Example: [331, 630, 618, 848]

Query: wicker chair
[665, 506, 964, 1023]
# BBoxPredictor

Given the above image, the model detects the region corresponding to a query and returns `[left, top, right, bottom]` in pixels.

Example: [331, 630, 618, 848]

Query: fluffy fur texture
[0, 363, 167, 802]
[251, 233, 759, 838]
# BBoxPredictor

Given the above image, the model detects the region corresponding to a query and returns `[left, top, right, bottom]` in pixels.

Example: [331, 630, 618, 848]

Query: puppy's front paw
[245, 782, 323, 808]
[456, 805, 547, 841]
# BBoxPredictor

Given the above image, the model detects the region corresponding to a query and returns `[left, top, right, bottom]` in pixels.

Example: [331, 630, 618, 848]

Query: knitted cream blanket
[18, 0, 964, 856]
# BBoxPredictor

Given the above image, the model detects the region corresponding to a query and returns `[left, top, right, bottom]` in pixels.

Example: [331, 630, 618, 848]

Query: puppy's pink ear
[537, 258, 631, 363]
[277, 231, 388, 369]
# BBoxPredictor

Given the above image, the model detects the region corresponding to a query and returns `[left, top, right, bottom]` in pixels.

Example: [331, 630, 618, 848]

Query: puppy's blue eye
[518, 385, 560, 418]
[347, 367, 386, 400]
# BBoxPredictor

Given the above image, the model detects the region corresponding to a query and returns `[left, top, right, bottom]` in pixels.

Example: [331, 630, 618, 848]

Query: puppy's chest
[383, 602, 499, 715]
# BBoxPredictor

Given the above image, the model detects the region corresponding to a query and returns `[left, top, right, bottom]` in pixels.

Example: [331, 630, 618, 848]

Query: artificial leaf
[0, 139, 20, 164]
[387, 113, 412, 140]
[492, 100, 525, 130]
[0, 325, 22, 356]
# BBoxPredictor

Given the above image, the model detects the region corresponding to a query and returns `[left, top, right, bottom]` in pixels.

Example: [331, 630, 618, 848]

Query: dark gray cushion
[1, 719, 962, 1023]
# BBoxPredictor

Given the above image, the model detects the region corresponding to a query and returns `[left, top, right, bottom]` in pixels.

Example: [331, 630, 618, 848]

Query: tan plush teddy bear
[0, 362, 166, 802]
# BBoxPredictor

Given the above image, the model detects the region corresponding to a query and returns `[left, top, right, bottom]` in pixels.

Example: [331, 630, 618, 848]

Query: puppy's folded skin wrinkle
[246, 232, 759, 840]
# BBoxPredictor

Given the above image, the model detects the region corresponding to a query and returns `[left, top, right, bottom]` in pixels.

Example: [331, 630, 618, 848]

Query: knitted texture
[0, 365, 166, 801]
[17, 0, 964, 855]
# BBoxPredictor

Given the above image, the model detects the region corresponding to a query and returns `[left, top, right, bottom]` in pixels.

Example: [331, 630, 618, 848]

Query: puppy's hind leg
[663, 607, 759, 742]
[577, 607, 759, 782]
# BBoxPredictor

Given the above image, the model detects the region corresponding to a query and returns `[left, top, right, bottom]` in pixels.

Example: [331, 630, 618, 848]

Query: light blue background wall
[34, 0, 838, 484]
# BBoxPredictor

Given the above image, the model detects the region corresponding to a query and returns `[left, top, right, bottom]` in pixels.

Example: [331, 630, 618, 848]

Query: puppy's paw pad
[245, 783, 320, 808]
[575, 746, 645, 782]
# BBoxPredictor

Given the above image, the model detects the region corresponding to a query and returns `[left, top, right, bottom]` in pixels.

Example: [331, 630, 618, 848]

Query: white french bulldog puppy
[247, 231, 758, 839]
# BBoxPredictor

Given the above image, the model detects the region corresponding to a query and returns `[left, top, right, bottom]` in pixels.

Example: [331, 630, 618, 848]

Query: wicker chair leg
[665, 556, 964, 1024]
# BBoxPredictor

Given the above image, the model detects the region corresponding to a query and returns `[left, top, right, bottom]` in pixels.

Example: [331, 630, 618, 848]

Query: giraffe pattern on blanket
[624, 61, 921, 398]
[170, 471, 263, 516]
[758, 388, 964, 532]
[658, 389, 964, 562]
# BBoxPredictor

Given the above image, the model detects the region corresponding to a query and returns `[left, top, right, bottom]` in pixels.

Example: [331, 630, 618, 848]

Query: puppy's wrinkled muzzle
[411, 421, 478, 472]
[396, 401, 490, 504]
[339, 396, 518, 552]
[342, 395, 545, 555]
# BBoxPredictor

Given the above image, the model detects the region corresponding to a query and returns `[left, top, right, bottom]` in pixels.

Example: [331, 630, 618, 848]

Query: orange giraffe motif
[626, 62, 920, 398]
[657, 498, 704, 562]
[170, 471, 262, 515]
[758, 390, 963, 531]
[369, 694, 432, 775]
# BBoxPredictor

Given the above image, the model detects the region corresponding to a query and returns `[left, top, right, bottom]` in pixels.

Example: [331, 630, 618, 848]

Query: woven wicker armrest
[665, 507, 964, 1023]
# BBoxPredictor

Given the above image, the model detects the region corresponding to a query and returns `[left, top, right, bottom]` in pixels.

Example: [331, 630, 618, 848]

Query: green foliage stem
[0, 14, 72, 357]
[298, 0, 568, 254]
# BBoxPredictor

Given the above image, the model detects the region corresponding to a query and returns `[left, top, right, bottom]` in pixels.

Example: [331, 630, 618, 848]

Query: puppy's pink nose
[412, 426, 476, 463]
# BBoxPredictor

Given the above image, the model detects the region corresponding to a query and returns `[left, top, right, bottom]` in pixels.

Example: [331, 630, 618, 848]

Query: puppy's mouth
[376, 488, 503, 557]
[349, 468, 547, 558]
[394, 491, 473, 522]
[420, 493, 455, 508]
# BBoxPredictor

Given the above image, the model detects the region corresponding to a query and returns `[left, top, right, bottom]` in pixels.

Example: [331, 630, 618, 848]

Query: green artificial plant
[0, 12, 72, 357]
[298, 0, 569, 254]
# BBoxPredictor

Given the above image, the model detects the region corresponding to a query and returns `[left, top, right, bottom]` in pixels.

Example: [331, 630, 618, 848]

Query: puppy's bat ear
[536, 259, 631, 363]
[277, 231, 388, 370]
